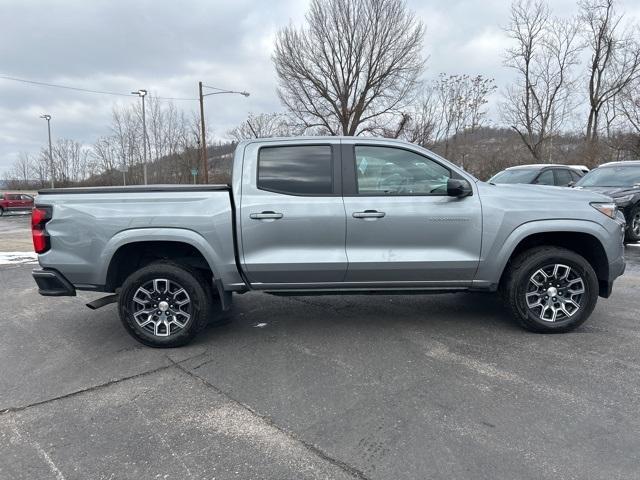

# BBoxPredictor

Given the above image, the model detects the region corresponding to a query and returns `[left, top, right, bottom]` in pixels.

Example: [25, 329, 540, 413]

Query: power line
[0, 74, 198, 101]
[0, 74, 131, 96]
[155, 95, 198, 101]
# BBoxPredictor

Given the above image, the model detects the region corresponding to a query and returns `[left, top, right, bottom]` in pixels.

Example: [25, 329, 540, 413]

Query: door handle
[250, 211, 284, 220]
[352, 210, 385, 219]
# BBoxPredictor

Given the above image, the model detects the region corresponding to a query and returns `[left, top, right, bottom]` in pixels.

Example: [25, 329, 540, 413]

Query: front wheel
[502, 247, 599, 333]
[625, 205, 640, 243]
[118, 262, 211, 347]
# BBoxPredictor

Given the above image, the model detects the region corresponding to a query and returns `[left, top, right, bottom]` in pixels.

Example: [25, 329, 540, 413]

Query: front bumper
[600, 255, 626, 297]
[599, 214, 627, 298]
[32, 268, 76, 296]
[618, 204, 638, 233]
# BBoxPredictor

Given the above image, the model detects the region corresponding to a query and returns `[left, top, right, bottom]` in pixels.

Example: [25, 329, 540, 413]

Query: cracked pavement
[2, 214, 640, 479]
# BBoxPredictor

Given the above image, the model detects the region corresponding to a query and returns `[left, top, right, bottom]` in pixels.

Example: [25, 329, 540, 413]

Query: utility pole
[199, 82, 208, 184]
[40, 114, 54, 188]
[131, 89, 148, 184]
[198, 83, 250, 184]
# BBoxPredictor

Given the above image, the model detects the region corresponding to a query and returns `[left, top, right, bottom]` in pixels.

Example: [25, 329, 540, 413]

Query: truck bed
[35, 185, 242, 290]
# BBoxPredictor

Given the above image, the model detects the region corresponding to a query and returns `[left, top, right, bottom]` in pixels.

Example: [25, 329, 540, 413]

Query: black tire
[625, 205, 640, 243]
[0, 208, 4, 217]
[502, 246, 599, 333]
[118, 261, 212, 347]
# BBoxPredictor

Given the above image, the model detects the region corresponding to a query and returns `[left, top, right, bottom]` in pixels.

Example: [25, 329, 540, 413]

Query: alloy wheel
[525, 264, 585, 322]
[131, 278, 191, 337]
[632, 212, 640, 236]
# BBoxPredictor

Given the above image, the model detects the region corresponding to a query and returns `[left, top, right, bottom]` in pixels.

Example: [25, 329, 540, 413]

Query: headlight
[591, 202, 618, 219]
[613, 194, 634, 205]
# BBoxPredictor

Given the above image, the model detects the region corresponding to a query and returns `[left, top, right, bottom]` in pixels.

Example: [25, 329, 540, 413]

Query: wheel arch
[100, 228, 223, 292]
[479, 220, 611, 293]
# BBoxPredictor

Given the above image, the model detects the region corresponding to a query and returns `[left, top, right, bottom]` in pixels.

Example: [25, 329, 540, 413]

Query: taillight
[32, 206, 52, 254]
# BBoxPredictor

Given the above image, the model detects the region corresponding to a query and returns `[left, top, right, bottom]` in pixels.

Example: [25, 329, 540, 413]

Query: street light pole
[199, 82, 207, 184]
[198, 83, 249, 184]
[131, 89, 148, 185]
[40, 114, 54, 188]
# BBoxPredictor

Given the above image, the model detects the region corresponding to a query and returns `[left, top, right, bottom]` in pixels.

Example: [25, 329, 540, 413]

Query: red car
[0, 192, 34, 216]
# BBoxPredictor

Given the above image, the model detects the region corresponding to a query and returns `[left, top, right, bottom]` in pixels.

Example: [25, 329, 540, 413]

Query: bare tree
[90, 98, 202, 184]
[580, 0, 640, 144]
[467, 75, 497, 133]
[399, 74, 496, 157]
[398, 89, 440, 147]
[620, 81, 640, 133]
[32, 151, 50, 188]
[617, 80, 640, 157]
[431, 74, 497, 156]
[502, 0, 582, 161]
[11, 153, 33, 188]
[273, 0, 425, 136]
[227, 112, 298, 141]
[51, 139, 91, 186]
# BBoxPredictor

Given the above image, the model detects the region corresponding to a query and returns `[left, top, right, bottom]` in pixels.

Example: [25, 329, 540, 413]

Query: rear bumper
[32, 268, 76, 296]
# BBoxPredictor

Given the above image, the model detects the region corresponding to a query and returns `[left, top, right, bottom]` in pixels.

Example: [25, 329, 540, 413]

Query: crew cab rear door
[341, 141, 482, 286]
[239, 140, 347, 287]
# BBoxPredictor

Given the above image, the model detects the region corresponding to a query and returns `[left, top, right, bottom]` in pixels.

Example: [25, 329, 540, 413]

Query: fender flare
[97, 227, 224, 286]
[479, 219, 610, 285]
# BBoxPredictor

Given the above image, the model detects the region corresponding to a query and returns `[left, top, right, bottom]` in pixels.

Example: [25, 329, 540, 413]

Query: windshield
[576, 165, 640, 187]
[489, 169, 539, 184]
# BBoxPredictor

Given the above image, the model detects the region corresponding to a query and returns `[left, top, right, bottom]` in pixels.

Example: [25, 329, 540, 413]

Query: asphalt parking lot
[1, 214, 640, 479]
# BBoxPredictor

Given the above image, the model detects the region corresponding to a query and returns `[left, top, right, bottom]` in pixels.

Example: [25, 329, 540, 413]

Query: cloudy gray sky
[1, 0, 639, 174]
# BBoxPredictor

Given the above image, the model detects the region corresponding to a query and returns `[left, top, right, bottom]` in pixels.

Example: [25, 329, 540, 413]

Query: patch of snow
[0, 251, 38, 265]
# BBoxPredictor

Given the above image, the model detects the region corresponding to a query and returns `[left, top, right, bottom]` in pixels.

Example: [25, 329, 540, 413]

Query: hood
[575, 185, 640, 198]
[482, 182, 612, 203]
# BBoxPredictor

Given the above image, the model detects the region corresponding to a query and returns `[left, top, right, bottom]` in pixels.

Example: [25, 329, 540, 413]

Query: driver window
[534, 170, 554, 185]
[355, 146, 450, 195]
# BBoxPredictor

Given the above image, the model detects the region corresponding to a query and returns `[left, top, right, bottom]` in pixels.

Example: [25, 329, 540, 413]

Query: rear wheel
[625, 205, 640, 243]
[502, 247, 599, 333]
[118, 262, 211, 347]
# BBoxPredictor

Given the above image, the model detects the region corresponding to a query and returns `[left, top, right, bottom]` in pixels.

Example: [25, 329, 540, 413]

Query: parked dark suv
[574, 161, 640, 243]
[0, 192, 34, 216]
[489, 164, 586, 187]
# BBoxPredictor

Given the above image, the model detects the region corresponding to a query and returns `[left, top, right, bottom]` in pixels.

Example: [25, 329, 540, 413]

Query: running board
[86, 294, 119, 310]
[266, 288, 467, 297]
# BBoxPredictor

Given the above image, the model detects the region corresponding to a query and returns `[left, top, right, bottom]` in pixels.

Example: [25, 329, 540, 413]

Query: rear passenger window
[258, 145, 333, 195]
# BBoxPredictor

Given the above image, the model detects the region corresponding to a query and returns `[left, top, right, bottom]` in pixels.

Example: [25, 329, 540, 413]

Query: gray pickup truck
[32, 137, 626, 347]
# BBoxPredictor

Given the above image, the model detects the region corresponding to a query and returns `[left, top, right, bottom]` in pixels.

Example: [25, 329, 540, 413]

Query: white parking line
[0, 251, 38, 265]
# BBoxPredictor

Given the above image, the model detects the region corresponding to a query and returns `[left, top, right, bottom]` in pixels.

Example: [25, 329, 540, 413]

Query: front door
[6, 194, 20, 211]
[342, 143, 482, 286]
[239, 141, 347, 287]
[18, 194, 32, 210]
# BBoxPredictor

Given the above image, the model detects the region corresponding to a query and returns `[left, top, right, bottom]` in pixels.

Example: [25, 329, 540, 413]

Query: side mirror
[447, 178, 472, 197]
[568, 181, 575, 187]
